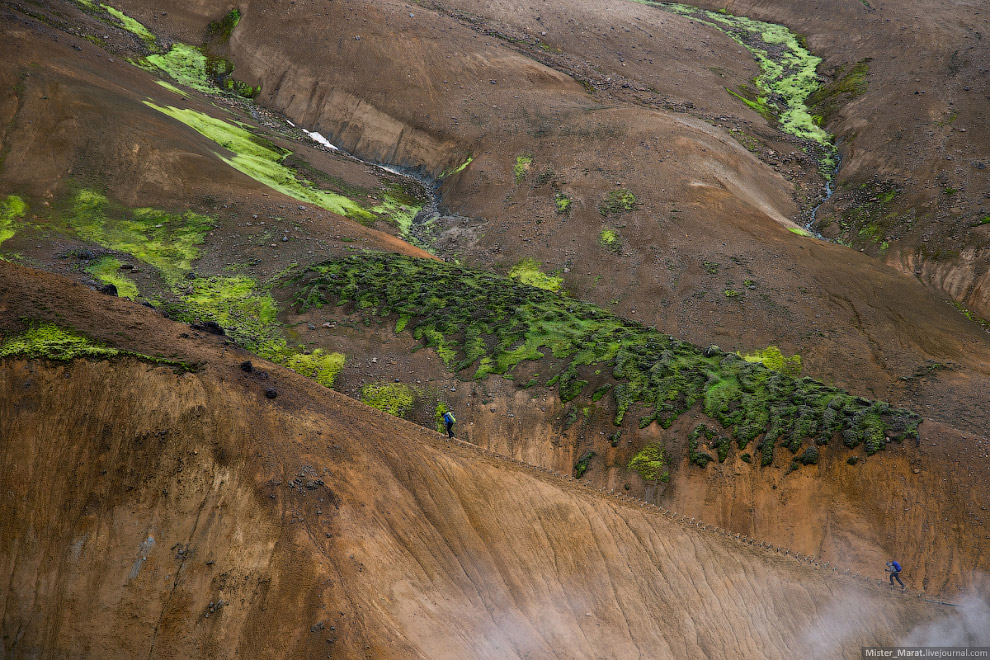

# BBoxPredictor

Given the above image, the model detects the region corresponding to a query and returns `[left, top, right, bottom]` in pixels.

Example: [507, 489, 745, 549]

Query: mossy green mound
[628, 443, 670, 482]
[738, 345, 801, 377]
[0, 195, 27, 248]
[361, 382, 415, 417]
[0, 322, 188, 369]
[291, 253, 920, 462]
[508, 258, 563, 292]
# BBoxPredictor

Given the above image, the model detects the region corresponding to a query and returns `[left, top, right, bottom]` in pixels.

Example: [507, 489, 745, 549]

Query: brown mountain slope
[0, 263, 955, 659]
[0, 0, 988, 600]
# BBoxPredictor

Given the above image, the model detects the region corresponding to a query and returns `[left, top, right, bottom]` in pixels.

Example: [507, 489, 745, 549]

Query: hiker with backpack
[886, 560, 905, 589]
[442, 409, 456, 438]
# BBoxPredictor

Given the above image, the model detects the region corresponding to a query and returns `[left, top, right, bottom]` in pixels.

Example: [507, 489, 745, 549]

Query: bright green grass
[291, 253, 921, 461]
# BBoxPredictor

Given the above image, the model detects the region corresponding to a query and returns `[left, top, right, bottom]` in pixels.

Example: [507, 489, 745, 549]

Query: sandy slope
[0, 263, 948, 659]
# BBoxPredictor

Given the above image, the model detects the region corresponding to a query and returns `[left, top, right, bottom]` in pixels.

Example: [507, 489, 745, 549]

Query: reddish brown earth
[0, 262, 962, 659]
[1, 0, 989, 656]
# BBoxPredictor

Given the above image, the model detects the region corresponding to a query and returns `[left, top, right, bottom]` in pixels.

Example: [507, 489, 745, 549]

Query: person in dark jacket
[442, 410, 456, 438]
[886, 560, 905, 589]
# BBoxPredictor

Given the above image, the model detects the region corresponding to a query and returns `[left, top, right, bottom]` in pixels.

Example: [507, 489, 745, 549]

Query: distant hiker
[442, 410, 456, 438]
[886, 560, 905, 589]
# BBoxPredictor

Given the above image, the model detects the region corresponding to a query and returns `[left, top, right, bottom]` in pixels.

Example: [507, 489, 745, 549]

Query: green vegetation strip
[143, 104, 420, 230]
[633, 1, 838, 175]
[0, 322, 189, 369]
[292, 253, 920, 462]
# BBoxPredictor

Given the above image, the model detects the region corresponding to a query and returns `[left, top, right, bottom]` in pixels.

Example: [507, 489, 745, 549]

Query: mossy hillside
[144, 104, 420, 231]
[508, 258, 563, 292]
[0, 322, 189, 370]
[58, 190, 346, 387]
[94, 4, 258, 99]
[361, 382, 415, 418]
[633, 1, 838, 175]
[0, 195, 27, 248]
[166, 275, 347, 387]
[291, 253, 921, 462]
[85, 256, 140, 299]
[807, 58, 871, 127]
[64, 190, 213, 284]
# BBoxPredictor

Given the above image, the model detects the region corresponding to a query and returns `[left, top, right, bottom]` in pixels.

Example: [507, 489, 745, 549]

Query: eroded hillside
[0, 263, 957, 659]
[1, 0, 989, 655]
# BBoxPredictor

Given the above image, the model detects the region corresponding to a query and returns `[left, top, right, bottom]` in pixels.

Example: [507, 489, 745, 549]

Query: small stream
[806, 150, 842, 236]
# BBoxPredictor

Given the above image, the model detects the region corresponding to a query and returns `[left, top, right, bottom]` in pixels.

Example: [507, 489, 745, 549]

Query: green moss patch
[508, 258, 563, 292]
[0, 322, 188, 369]
[554, 192, 572, 215]
[574, 450, 596, 478]
[65, 190, 213, 284]
[599, 189, 637, 215]
[292, 253, 921, 462]
[207, 9, 241, 43]
[599, 228, 621, 252]
[807, 58, 870, 127]
[144, 104, 380, 222]
[634, 1, 838, 175]
[738, 345, 801, 377]
[0, 195, 27, 248]
[628, 443, 670, 482]
[101, 4, 157, 48]
[514, 154, 533, 182]
[362, 382, 414, 417]
[85, 256, 140, 300]
[439, 156, 474, 180]
[283, 349, 345, 387]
